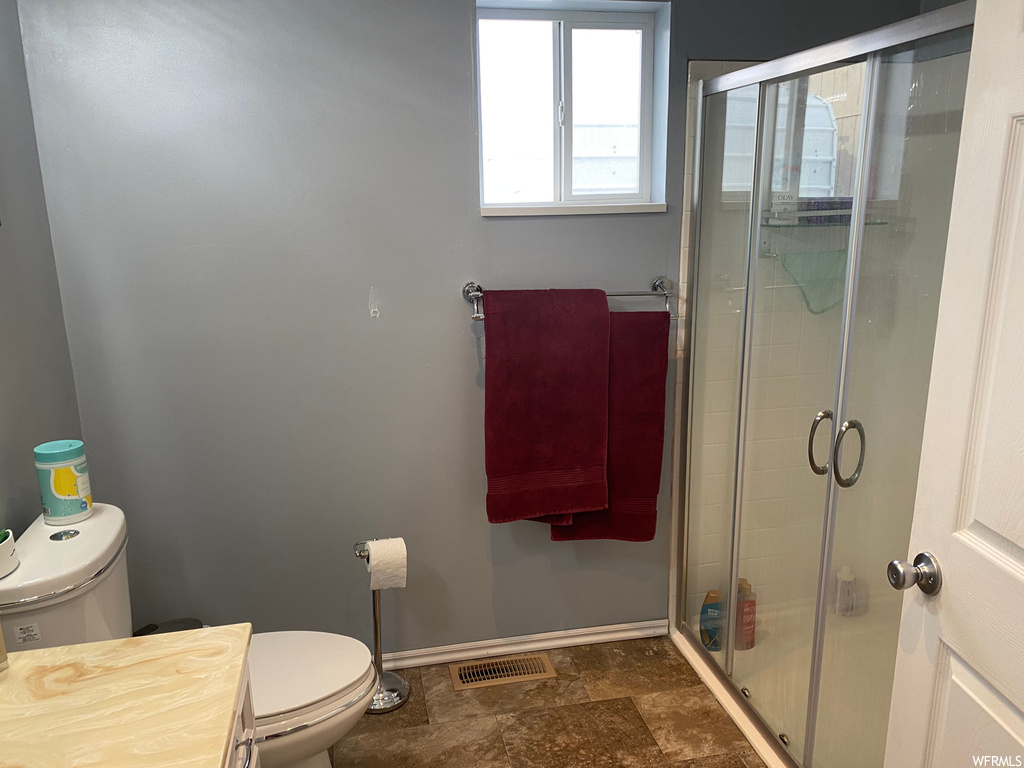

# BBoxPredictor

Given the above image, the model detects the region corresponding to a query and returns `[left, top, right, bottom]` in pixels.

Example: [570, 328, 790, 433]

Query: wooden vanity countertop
[0, 623, 252, 767]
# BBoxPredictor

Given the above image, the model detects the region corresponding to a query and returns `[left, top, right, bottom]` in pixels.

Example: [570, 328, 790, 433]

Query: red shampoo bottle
[736, 578, 756, 650]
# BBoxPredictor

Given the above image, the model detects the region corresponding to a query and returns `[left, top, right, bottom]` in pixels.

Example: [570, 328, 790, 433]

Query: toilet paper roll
[365, 538, 407, 590]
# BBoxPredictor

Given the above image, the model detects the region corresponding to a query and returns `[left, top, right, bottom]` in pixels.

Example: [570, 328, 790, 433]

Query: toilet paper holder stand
[354, 541, 410, 714]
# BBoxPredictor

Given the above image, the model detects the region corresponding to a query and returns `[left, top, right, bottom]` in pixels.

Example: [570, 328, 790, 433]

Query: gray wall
[17, 0, 919, 652]
[0, 0, 81, 537]
[922, 0, 963, 12]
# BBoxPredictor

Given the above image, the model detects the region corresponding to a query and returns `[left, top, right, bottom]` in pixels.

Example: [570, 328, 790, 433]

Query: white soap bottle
[836, 566, 856, 618]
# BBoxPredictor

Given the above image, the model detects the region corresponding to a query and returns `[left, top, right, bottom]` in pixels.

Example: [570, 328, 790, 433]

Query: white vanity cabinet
[228, 665, 261, 768]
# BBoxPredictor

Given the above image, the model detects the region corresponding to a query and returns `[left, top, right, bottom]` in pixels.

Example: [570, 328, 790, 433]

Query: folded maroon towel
[552, 311, 670, 542]
[485, 289, 610, 524]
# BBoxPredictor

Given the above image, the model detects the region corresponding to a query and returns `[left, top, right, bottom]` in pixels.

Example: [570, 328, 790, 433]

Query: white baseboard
[382, 619, 669, 670]
[668, 628, 801, 768]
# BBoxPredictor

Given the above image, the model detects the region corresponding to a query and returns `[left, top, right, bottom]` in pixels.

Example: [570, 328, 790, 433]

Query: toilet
[248, 631, 376, 768]
[0, 504, 377, 768]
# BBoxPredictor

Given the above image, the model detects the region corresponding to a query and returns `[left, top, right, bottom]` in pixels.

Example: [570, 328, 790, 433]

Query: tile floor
[332, 636, 765, 768]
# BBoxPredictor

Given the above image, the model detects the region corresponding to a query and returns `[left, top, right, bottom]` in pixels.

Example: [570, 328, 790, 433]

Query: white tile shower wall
[737, 258, 842, 611]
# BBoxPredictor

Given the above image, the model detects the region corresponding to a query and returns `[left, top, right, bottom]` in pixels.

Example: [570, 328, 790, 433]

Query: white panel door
[885, 0, 1024, 765]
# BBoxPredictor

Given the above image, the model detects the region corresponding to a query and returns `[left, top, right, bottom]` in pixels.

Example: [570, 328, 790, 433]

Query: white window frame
[476, 8, 657, 213]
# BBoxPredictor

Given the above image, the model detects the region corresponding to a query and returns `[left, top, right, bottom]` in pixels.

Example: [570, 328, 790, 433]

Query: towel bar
[462, 277, 678, 321]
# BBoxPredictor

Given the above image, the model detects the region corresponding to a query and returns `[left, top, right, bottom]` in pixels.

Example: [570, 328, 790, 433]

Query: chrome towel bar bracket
[461, 277, 677, 321]
[463, 283, 484, 320]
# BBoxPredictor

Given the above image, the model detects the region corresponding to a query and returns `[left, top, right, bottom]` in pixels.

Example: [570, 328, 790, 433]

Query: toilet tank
[0, 504, 131, 651]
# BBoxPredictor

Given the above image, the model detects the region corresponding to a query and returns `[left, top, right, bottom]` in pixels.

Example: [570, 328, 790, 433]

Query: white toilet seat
[255, 664, 377, 735]
[248, 631, 376, 768]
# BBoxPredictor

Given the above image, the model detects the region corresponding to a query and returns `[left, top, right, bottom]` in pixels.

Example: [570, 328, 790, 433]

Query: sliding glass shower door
[684, 83, 759, 666]
[810, 28, 972, 768]
[729, 59, 868, 758]
[683, 12, 972, 768]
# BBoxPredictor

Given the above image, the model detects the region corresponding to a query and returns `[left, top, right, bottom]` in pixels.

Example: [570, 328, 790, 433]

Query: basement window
[475, 3, 670, 216]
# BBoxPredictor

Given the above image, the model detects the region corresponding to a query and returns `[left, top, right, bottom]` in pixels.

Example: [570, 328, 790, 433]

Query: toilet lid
[248, 631, 373, 718]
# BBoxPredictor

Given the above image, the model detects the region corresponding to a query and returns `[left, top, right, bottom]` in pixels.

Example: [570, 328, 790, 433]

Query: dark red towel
[552, 311, 670, 542]
[484, 289, 610, 524]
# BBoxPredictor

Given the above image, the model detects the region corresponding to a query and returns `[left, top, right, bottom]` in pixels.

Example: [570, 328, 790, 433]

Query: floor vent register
[448, 652, 557, 690]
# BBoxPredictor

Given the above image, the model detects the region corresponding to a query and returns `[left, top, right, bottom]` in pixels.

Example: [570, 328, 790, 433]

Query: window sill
[480, 203, 667, 217]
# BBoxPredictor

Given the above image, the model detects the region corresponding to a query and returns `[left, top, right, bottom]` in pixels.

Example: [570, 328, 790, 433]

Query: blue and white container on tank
[34, 440, 93, 526]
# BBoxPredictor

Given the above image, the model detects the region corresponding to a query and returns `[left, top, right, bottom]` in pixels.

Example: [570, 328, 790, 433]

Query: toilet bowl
[0, 505, 379, 768]
[248, 631, 377, 768]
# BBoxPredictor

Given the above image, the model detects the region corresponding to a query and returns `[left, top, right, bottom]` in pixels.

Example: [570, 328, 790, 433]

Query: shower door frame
[676, 3, 977, 765]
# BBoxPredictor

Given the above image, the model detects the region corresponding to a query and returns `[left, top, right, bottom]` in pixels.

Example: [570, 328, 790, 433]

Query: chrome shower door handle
[833, 419, 866, 488]
[807, 410, 833, 475]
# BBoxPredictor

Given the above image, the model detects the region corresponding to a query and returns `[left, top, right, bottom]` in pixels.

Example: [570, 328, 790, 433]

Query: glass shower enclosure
[680, 5, 973, 767]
